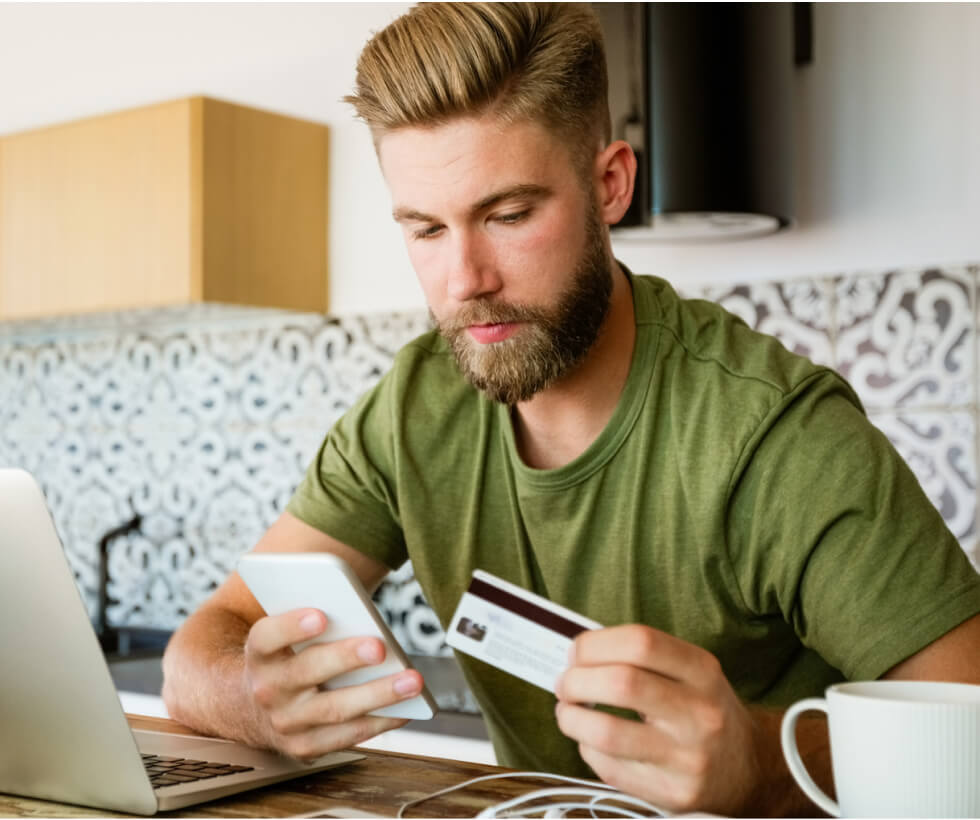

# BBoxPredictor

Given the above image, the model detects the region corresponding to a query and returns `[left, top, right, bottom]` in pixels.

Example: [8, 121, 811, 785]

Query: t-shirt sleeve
[286, 371, 408, 571]
[726, 370, 980, 681]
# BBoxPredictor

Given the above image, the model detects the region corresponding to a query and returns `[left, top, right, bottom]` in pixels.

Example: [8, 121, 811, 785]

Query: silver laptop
[0, 468, 363, 814]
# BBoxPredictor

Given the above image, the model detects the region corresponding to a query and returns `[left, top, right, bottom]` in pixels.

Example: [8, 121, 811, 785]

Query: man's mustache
[436, 300, 549, 334]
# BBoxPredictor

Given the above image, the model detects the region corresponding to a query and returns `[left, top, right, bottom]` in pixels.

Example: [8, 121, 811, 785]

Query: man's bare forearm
[743, 707, 833, 818]
[161, 606, 269, 749]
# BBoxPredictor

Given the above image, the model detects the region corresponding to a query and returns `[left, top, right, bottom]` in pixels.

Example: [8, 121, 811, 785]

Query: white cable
[590, 790, 653, 819]
[396, 771, 666, 818]
[486, 786, 665, 818]
[397, 772, 533, 817]
[500, 800, 648, 818]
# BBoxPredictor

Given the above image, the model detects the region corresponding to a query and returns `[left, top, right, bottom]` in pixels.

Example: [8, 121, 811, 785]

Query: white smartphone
[236, 552, 437, 721]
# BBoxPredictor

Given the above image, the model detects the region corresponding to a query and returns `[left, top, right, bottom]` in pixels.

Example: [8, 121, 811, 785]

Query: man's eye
[496, 210, 529, 225]
[413, 225, 444, 240]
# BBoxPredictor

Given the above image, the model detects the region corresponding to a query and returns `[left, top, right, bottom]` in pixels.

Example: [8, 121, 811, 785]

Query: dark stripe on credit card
[467, 577, 589, 640]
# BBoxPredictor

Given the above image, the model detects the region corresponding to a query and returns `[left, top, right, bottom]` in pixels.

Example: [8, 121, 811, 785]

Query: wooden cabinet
[0, 97, 328, 319]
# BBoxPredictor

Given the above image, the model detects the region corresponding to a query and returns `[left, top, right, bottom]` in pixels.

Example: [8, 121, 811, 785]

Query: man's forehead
[379, 117, 539, 170]
[378, 116, 568, 217]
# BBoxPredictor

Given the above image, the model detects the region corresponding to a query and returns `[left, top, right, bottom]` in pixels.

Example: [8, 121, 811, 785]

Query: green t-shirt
[288, 273, 980, 776]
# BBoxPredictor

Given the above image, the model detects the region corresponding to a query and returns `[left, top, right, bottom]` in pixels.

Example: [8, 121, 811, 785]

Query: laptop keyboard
[141, 754, 255, 789]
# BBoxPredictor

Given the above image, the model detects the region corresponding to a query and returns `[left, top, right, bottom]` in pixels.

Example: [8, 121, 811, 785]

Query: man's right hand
[243, 607, 424, 761]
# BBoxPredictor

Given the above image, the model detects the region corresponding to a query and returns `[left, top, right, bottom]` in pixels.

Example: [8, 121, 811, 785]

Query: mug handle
[780, 698, 839, 817]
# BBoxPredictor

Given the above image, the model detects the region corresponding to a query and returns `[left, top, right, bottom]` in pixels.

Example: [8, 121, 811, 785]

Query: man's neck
[511, 263, 636, 470]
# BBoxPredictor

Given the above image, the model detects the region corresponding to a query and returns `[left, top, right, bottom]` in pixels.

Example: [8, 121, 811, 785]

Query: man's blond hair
[345, 3, 611, 172]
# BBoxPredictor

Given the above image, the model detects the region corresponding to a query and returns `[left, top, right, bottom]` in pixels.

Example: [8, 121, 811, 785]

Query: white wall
[615, 2, 980, 288]
[1, 3, 977, 314]
[0, 2, 420, 315]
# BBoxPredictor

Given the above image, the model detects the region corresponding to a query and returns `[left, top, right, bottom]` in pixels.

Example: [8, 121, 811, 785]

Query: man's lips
[467, 322, 522, 344]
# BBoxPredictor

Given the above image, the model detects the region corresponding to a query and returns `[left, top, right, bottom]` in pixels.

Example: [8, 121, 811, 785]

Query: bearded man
[163, 4, 980, 816]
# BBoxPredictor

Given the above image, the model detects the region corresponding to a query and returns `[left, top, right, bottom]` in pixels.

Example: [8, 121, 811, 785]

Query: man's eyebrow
[472, 183, 552, 213]
[391, 183, 552, 224]
[392, 205, 437, 224]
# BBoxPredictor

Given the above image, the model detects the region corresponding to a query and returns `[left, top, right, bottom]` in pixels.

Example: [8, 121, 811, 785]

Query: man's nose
[446, 232, 502, 302]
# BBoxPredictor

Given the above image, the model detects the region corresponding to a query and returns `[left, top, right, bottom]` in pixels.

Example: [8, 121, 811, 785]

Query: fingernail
[394, 673, 421, 696]
[357, 641, 383, 664]
[300, 612, 322, 634]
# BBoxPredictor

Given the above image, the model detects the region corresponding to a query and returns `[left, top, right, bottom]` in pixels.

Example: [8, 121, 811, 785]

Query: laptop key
[170, 769, 216, 779]
[162, 773, 201, 783]
[145, 755, 255, 788]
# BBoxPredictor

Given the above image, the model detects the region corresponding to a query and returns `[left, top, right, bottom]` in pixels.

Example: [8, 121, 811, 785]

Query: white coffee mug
[781, 680, 980, 817]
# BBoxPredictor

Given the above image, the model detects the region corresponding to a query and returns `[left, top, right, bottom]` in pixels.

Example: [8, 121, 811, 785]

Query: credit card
[446, 569, 602, 692]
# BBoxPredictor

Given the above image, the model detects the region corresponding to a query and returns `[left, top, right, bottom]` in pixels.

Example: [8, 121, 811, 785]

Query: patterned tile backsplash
[835, 268, 975, 410]
[702, 279, 834, 367]
[1, 262, 978, 659]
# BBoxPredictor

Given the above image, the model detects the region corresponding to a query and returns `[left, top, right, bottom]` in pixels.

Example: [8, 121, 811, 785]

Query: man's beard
[432, 216, 613, 406]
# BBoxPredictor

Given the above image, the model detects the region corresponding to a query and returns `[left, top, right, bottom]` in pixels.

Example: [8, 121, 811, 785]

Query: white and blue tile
[835, 266, 975, 411]
[704, 279, 834, 367]
[0, 305, 441, 650]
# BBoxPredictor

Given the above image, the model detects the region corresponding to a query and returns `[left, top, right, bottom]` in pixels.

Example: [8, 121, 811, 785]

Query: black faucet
[96, 507, 171, 658]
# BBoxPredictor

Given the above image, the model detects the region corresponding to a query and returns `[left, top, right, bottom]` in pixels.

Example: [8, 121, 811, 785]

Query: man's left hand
[554, 624, 763, 816]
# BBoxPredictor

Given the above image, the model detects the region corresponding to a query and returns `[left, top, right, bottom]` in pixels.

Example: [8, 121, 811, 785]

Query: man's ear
[593, 140, 637, 227]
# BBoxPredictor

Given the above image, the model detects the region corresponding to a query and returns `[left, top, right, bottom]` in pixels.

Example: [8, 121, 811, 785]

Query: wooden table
[0, 715, 568, 818]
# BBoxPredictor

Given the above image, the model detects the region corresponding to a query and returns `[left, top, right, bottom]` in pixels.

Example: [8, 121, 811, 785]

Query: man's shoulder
[389, 327, 459, 380]
[378, 327, 480, 408]
[633, 274, 845, 401]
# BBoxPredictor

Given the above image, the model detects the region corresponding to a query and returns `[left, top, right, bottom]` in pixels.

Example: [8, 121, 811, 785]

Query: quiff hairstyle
[345, 3, 612, 174]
